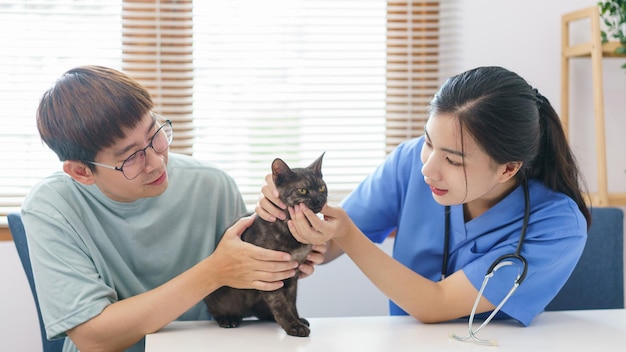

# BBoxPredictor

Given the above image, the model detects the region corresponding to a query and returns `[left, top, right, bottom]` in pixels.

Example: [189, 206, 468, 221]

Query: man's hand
[211, 215, 298, 291]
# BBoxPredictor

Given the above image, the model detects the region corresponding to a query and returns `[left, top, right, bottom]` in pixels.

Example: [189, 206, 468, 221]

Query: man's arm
[67, 216, 298, 351]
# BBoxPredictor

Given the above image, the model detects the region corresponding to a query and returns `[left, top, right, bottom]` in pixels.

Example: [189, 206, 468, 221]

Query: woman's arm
[289, 204, 496, 323]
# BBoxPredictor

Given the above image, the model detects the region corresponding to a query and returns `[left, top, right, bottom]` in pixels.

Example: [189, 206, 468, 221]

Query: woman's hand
[298, 243, 327, 278]
[288, 203, 356, 245]
[255, 173, 287, 221]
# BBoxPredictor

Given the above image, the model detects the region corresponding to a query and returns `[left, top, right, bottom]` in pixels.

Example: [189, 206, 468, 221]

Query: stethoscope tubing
[447, 179, 531, 345]
[441, 179, 530, 283]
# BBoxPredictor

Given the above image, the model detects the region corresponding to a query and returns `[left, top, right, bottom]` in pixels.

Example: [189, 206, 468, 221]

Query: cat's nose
[309, 199, 324, 212]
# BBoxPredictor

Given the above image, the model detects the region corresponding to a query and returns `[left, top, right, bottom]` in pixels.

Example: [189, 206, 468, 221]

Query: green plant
[599, 0, 626, 69]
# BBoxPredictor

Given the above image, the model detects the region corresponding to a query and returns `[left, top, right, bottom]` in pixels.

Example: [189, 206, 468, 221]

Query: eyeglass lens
[120, 121, 173, 179]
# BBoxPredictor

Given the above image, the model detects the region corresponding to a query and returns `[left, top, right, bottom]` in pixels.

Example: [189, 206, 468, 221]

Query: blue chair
[8, 213, 65, 352]
[545, 207, 624, 311]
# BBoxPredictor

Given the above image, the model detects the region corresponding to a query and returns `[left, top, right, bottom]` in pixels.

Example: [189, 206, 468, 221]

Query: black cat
[204, 153, 327, 337]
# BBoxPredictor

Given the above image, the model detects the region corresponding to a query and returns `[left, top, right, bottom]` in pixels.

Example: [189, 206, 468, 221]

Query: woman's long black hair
[429, 66, 591, 228]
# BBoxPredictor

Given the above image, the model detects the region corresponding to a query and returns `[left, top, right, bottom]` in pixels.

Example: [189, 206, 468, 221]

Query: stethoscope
[445, 179, 530, 346]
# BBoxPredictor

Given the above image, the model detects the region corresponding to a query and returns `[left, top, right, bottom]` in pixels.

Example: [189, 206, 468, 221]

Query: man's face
[89, 112, 170, 202]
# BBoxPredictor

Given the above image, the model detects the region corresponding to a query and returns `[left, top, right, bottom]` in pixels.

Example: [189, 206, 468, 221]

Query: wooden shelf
[564, 41, 625, 58]
[561, 6, 626, 206]
[587, 192, 626, 206]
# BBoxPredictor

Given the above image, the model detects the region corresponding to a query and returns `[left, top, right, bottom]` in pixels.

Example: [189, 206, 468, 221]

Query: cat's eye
[319, 185, 326, 193]
[297, 188, 308, 195]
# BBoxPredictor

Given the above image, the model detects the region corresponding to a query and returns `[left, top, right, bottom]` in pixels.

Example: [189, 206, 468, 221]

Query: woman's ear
[63, 160, 96, 185]
[499, 161, 523, 183]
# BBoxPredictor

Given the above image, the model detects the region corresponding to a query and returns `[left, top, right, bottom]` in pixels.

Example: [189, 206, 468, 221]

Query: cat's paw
[285, 321, 310, 337]
[299, 317, 310, 327]
[215, 316, 242, 329]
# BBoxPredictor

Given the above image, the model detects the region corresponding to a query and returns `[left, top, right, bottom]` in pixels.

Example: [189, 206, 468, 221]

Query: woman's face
[420, 113, 519, 216]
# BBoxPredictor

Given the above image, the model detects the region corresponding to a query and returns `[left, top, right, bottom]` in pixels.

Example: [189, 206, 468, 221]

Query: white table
[146, 309, 626, 351]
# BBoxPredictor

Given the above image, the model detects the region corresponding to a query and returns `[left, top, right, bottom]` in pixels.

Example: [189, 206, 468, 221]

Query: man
[22, 66, 306, 351]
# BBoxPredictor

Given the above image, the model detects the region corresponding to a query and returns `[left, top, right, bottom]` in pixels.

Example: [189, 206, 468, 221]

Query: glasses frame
[86, 113, 173, 180]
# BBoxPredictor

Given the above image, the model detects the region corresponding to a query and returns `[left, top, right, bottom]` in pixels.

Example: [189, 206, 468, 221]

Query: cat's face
[271, 153, 327, 213]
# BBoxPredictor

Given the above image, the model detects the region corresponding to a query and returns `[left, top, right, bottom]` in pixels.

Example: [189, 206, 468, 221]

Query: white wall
[455, 0, 626, 195]
[0, 241, 42, 352]
[297, 239, 393, 318]
[2, 0, 625, 350]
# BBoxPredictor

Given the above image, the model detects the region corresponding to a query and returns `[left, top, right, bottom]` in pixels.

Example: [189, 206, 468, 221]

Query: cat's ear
[308, 152, 325, 177]
[272, 158, 296, 186]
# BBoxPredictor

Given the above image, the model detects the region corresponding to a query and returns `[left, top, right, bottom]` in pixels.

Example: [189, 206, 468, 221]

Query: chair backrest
[8, 213, 65, 352]
[545, 207, 624, 311]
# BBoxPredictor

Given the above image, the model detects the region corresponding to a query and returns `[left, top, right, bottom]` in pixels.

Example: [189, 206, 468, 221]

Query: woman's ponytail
[534, 94, 591, 227]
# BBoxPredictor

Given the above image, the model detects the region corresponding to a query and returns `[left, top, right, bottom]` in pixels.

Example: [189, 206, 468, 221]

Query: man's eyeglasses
[86, 113, 173, 180]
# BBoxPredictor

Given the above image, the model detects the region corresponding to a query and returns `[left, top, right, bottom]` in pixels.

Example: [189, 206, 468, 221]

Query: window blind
[0, 0, 455, 228]
[192, 0, 388, 207]
[386, 0, 459, 153]
[0, 0, 122, 226]
[122, 0, 195, 155]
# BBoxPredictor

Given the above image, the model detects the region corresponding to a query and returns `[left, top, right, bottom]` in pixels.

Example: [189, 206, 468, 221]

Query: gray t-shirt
[21, 153, 247, 352]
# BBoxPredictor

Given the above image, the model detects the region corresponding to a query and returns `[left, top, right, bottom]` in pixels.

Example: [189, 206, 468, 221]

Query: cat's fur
[204, 153, 327, 337]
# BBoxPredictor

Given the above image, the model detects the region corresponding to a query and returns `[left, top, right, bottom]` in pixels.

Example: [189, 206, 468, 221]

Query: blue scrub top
[341, 136, 587, 326]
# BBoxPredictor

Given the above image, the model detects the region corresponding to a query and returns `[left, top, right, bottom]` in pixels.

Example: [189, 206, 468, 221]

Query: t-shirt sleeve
[23, 203, 116, 340]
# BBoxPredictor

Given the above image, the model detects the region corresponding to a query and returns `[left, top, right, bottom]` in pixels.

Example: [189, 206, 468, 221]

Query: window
[0, 0, 122, 225]
[387, 1, 458, 152]
[0, 0, 453, 226]
[191, 0, 387, 205]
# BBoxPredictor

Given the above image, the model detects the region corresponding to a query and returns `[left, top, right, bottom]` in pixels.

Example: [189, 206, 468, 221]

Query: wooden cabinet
[561, 6, 626, 206]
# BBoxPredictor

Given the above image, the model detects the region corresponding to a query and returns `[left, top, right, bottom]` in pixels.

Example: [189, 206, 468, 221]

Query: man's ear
[63, 160, 96, 185]
[499, 161, 523, 183]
